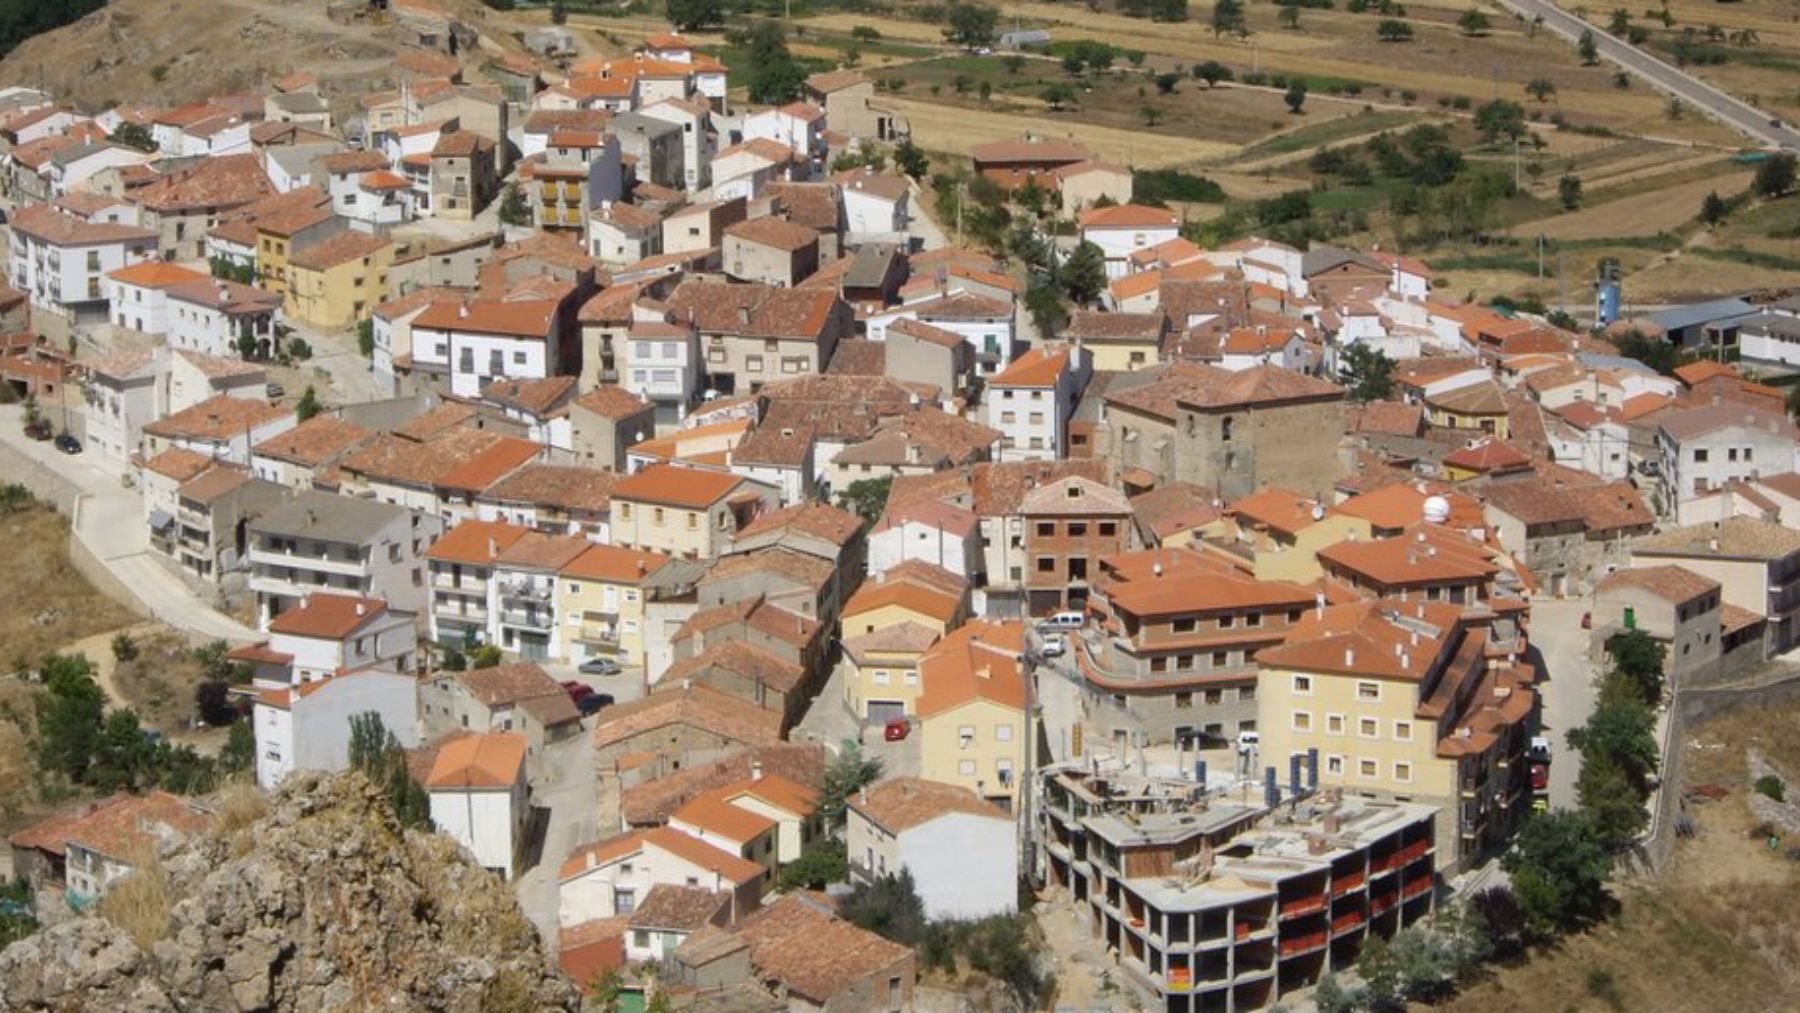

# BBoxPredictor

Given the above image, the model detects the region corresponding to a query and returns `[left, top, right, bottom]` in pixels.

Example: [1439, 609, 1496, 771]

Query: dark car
[578, 657, 621, 676]
[23, 418, 51, 441]
[53, 432, 81, 454]
[578, 693, 613, 716]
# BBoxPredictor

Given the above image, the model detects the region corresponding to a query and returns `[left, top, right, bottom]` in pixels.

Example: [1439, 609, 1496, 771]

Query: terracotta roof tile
[425, 732, 527, 788]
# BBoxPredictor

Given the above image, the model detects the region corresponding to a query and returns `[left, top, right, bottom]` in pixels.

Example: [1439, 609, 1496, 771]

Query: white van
[1040, 611, 1085, 630]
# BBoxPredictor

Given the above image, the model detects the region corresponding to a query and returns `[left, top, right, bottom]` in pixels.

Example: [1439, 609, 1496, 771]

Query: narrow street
[1530, 598, 1601, 811]
[0, 403, 256, 643]
[514, 730, 601, 947]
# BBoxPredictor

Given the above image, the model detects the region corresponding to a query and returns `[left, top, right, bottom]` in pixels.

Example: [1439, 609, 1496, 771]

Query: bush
[111, 632, 138, 663]
[776, 839, 847, 891]
[1755, 774, 1786, 802]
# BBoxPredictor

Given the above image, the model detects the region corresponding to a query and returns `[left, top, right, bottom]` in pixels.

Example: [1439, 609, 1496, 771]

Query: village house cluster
[3, 0, 1799, 1008]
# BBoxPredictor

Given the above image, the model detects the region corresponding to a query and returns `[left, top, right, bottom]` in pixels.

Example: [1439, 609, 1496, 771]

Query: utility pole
[955, 180, 965, 247]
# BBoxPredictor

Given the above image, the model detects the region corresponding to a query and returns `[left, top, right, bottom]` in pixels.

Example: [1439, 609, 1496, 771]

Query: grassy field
[0, 499, 136, 673]
[878, 95, 1238, 167]
[1514, 169, 1754, 240]
[1439, 697, 1800, 1013]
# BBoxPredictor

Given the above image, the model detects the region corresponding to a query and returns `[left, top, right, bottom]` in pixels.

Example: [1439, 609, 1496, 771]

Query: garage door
[866, 700, 906, 724]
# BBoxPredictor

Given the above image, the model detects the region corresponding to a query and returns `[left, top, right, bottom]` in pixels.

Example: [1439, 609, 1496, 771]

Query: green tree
[1284, 81, 1308, 113]
[1377, 18, 1414, 40]
[1557, 173, 1583, 209]
[1699, 189, 1729, 225]
[497, 182, 531, 226]
[979, 80, 993, 103]
[1457, 7, 1490, 35]
[838, 476, 892, 523]
[1753, 152, 1797, 198]
[1577, 752, 1649, 846]
[195, 679, 237, 726]
[1278, 3, 1301, 28]
[1577, 27, 1599, 64]
[746, 22, 807, 105]
[111, 632, 138, 663]
[1338, 343, 1396, 401]
[1024, 273, 1069, 339]
[1139, 104, 1162, 126]
[944, 3, 999, 48]
[35, 654, 104, 784]
[1501, 810, 1614, 937]
[1211, 0, 1246, 37]
[348, 712, 432, 829]
[840, 869, 928, 944]
[1526, 77, 1556, 102]
[1605, 629, 1665, 706]
[110, 121, 156, 153]
[357, 318, 375, 357]
[776, 838, 848, 891]
[550, 0, 567, 24]
[1192, 60, 1232, 86]
[88, 708, 156, 791]
[296, 386, 322, 422]
[1608, 7, 1630, 33]
[1473, 99, 1527, 142]
[815, 741, 885, 829]
[588, 968, 625, 1013]
[219, 720, 254, 774]
[894, 138, 929, 180]
[1570, 677, 1660, 791]
[1002, 54, 1025, 74]
[1154, 71, 1181, 94]
[666, 0, 723, 30]
[1060, 241, 1107, 306]
[1314, 974, 1362, 1013]
[1041, 81, 1076, 110]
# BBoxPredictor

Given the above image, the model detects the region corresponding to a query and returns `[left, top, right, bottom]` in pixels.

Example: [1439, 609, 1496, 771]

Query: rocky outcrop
[0, 773, 580, 1012]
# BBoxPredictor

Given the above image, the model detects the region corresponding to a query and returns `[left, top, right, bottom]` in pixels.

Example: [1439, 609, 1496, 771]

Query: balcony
[432, 571, 487, 594]
[575, 625, 620, 648]
[433, 600, 489, 622]
[1371, 840, 1429, 875]
[1402, 875, 1433, 901]
[1277, 894, 1325, 920]
[499, 607, 554, 630]
[1277, 931, 1328, 958]
[498, 581, 553, 603]
[1330, 910, 1366, 938]
[248, 545, 366, 578]
[1330, 871, 1365, 898]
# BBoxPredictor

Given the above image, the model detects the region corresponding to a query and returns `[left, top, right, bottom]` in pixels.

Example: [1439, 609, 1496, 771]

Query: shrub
[1755, 774, 1786, 802]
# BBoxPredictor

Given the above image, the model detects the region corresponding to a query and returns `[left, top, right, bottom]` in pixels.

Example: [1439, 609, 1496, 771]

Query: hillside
[0, 0, 525, 112]
[0, 773, 580, 1011]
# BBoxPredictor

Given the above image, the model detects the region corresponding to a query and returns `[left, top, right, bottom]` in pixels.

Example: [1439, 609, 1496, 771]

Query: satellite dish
[1423, 495, 1451, 524]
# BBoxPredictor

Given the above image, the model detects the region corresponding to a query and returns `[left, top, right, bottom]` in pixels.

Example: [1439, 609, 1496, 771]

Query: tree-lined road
[1492, 0, 1800, 151]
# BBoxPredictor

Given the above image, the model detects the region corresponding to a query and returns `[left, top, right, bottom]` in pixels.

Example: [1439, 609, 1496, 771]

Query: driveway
[0, 404, 256, 643]
[514, 728, 600, 946]
[793, 659, 920, 778]
[1531, 597, 1600, 810]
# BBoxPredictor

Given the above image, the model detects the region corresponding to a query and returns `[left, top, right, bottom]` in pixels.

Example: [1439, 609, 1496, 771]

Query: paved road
[0, 404, 257, 644]
[514, 729, 601, 947]
[1531, 598, 1600, 811]
[1491, 0, 1800, 150]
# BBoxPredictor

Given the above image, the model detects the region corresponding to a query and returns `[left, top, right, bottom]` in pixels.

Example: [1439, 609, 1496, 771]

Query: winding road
[1492, 0, 1800, 150]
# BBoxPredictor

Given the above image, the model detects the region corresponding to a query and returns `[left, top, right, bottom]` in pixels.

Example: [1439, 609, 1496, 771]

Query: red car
[560, 680, 593, 704]
[1530, 763, 1550, 792]
[884, 717, 911, 742]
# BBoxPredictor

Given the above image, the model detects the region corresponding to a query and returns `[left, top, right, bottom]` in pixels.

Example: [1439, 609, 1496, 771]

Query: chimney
[751, 760, 764, 781]
[355, 601, 366, 616]
[458, 301, 471, 319]
[1344, 647, 1355, 667]
[487, 536, 499, 558]
[299, 597, 310, 610]
[737, 305, 750, 327]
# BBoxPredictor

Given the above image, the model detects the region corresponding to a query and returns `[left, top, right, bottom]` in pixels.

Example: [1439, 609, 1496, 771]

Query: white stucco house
[1077, 204, 1180, 280]
[846, 777, 1017, 920]
[426, 732, 531, 881]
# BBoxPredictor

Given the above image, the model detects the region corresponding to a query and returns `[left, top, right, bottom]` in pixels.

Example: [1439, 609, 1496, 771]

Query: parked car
[1580, 611, 1592, 630]
[884, 717, 911, 741]
[578, 657, 621, 676]
[266, 382, 285, 399]
[53, 432, 80, 454]
[1040, 634, 1066, 658]
[22, 418, 50, 441]
[1038, 610, 1085, 630]
[1237, 729, 1261, 755]
[578, 693, 613, 716]
[1530, 763, 1550, 792]
[560, 680, 593, 704]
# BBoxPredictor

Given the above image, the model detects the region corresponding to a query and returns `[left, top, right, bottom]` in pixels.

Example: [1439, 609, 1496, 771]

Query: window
[1292, 674, 1312, 694]
[614, 888, 636, 914]
[1239, 685, 1255, 702]
[996, 724, 1013, 741]
[1694, 448, 1709, 463]
[1219, 615, 1235, 629]
[1036, 521, 1055, 537]
[1356, 681, 1381, 701]
[1359, 759, 1378, 778]
[1359, 717, 1379, 738]
[1036, 557, 1055, 573]
[1067, 522, 1087, 537]
[959, 759, 977, 775]
[1394, 721, 1413, 741]
[1212, 651, 1229, 667]
[1173, 617, 1196, 633]
[1394, 762, 1413, 783]
[1291, 711, 1312, 731]
[1327, 714, 1344, 734]
[1175, 692, 1193, 709]
[1098, 521, 1117, 537]
[1327, 755, 1344, 775]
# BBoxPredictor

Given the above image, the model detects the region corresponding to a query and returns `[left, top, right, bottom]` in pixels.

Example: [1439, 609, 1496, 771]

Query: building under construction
[1036, 763, 1437, 1013]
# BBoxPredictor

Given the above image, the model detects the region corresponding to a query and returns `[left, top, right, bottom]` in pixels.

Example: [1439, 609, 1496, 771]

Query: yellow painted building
[609, 463, 776, 561]
[1228, 488, 1375, 583]
[1253, 515, 1373, 583]
[915, 620, 1027, 809]
[840, 578, 963, 639]
[1253, 600, 1536, 869]
[842, 622, 938, 722]
[1422, 380, 1510, 440]
[556, 543, 671, 668]
[286, 232, 394, 330]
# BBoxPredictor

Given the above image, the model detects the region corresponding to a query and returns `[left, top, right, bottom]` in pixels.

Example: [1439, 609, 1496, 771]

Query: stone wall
[0, 440, 151, 620]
